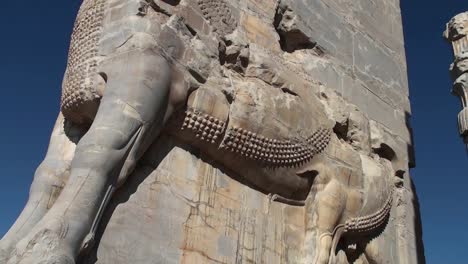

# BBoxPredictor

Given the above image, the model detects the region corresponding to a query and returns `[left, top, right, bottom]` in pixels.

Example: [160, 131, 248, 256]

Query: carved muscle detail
[345, 189, 393, 234]
[0, 0, 414, 262]
[180, 107, 331, 167]
[197, 0, 237, 36]
[61, 0, 106, 123]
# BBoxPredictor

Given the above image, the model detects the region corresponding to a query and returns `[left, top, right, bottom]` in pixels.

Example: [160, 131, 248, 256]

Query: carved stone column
[445, 12, 468, 150]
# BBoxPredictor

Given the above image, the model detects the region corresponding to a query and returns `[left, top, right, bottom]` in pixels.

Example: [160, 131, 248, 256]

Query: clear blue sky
[0, 1, 466, 263]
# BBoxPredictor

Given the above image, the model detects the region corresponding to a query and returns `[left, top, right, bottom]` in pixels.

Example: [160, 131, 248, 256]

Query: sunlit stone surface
[1, 1, 424, 263]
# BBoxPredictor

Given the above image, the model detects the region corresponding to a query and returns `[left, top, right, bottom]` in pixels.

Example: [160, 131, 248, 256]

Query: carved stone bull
[1, 1, 397, 263]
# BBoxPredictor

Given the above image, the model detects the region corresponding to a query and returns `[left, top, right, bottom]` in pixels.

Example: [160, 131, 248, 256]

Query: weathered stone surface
[1, 0, 423, 264]
[445, 11, 468, 148]
[81, 136, 309, 264]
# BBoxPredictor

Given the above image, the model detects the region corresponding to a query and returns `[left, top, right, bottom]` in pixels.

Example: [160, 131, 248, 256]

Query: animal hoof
[8, 219, 74, 264]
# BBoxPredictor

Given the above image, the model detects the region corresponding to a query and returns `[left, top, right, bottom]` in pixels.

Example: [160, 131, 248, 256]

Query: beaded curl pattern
[344, 189, 393, 234]
[197, 0, 237, 36]
[61, 0, 106, 118]
[181, 108, 332, 168]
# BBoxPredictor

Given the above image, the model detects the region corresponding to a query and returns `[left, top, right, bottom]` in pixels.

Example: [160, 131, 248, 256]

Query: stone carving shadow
[339, 215, 390, 263]
[405, 111, 425, 263]
[78, 134, 174, 263]
[78, 133, 302, 263]
[410, 178, 426, 264]
[405, 111, 416, 169]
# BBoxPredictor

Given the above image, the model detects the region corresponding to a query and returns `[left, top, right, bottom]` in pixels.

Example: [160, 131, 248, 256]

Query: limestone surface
[1, 0, 424, 264]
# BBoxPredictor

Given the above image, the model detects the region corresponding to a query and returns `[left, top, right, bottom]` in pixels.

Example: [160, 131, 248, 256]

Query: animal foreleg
[0, 113, 82, 262]
[363, 237, 385, 264]
[9, 49, 172, 264]
[305, 179, 346, 264]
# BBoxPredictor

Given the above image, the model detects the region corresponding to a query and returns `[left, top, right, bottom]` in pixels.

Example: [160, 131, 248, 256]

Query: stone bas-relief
[445, 12, 468, 150]
[1, 0, 423, 263]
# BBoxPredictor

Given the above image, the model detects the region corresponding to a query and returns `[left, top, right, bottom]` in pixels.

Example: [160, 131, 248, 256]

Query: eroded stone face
[2, 0, 422, 264]
[445, 12, 468, 42]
